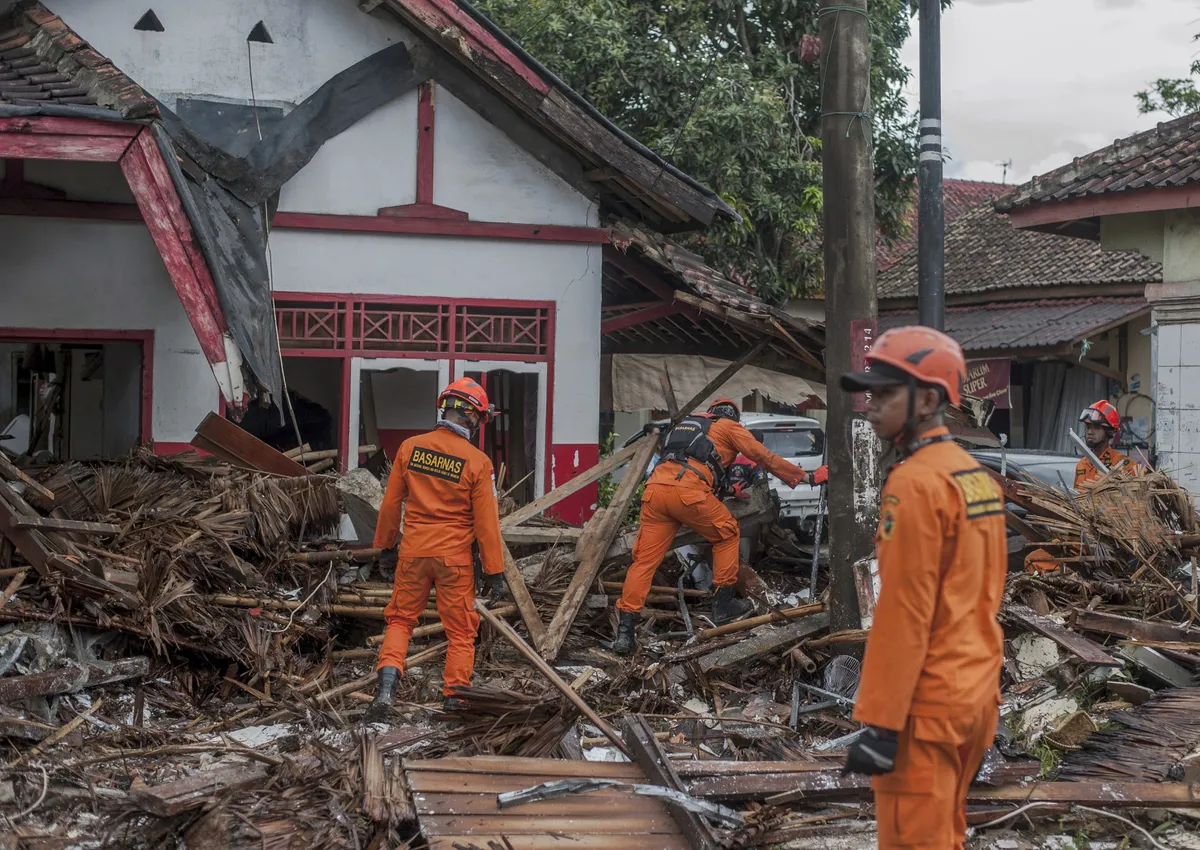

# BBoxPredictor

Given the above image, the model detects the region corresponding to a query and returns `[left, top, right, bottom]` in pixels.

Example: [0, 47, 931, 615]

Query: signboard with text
[963, 358, 1011, 409]
[849, 318, 877, 413]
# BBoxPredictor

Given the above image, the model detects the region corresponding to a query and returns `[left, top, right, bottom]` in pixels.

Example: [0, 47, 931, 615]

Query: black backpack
[660, 415, 727, 492]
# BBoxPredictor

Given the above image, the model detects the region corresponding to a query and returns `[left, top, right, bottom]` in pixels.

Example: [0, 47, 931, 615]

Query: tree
[473, 0, 929, 304]
[1136, 61, 1200, 118]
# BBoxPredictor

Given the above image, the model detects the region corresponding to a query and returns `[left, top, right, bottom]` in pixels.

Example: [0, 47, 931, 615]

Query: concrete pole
[917, 0, 945, 330]
[819, 0, 879, 633]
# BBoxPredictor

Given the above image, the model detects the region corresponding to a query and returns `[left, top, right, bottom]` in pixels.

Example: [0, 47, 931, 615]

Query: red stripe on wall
[549, 443, 601, 525]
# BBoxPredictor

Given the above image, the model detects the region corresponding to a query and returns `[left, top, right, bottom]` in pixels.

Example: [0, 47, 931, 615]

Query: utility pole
[917, 0, 945, 330]
[819, 0, 878, 634]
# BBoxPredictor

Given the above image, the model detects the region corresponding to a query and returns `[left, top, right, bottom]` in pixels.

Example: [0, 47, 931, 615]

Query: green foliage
[1028, 740, 1062, 779]
[473, 0, 941, 303]
[597, 431, 647, 525]
[1137, 45, 1200, 117]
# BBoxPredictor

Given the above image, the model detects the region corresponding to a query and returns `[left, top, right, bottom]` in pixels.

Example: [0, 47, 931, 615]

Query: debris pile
[2, 425, 1200, 848]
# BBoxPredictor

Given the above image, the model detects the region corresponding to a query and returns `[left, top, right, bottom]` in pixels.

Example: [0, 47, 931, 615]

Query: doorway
[348, 358, 450, 470]
[0, 331, 150, 462]
[455, 360, 547, 503]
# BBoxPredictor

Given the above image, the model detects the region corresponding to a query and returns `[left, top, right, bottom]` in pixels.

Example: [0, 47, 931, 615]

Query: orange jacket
[854, 427, 1007, 732]
[372, 425, 505, 575]
[1074, 446, 1136, 489]
[650, 416, 808, 490]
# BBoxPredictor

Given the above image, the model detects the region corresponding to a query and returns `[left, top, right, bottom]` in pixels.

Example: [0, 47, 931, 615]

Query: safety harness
[660, 414, 727, 493]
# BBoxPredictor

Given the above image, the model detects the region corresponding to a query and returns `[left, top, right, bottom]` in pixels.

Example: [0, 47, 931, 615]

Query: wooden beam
[501, 440, 641, 528]
[600, 303, 684, 335]
[272, 211, 608, 244]
[603, 249, 701, 322]
[1072, 608, 1200, 644]
[474, 599, 632, 758]
[191, 413, 308, 477]
[698, 613, 829, 674]
[130, 763, 271, 817]
[11, 516, 121, 535]
[502, 539, 548, 650]
[502, 526, 584, 545]
[539, 431, 659, 660]
[1004, 604, 1122, 667]
[672, 337, 770, 423]
[0, 485, 55, 577]
[1006, 183, 1200, 231]
[659, 363, 679, 419]
[623, 715, 720, 850]
[673, 291, 824, 374]
[0, 135, 132, 162]
[0, 452, 54, 502]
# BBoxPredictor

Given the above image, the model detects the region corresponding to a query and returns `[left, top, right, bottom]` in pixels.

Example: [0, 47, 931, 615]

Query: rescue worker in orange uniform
[365, 378, 508, 721]
[1075, 400, 1136, 488]
[613, 398, 826, 655]
[840, 327, 1007, 850]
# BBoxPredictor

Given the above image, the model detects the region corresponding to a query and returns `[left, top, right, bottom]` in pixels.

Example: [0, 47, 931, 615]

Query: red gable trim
[119, 130, 229, 367]
[400, 0, 549, 95]
[0, 115, 139, 162]
[1007, 184, 1200, 230]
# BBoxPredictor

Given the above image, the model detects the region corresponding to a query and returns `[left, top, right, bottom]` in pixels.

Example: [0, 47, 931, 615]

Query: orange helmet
[840, 326, 966, 406]
[707, 397, 741, 421]
[1080, 399, 1120, 431]
[437, 377, 493, 421]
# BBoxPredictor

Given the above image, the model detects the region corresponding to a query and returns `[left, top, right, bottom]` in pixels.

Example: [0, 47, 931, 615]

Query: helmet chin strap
[896, 378, 942, 457]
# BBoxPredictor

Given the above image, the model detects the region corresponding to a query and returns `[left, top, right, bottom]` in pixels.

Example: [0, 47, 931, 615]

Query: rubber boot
[442, 696, 467, 712]
[364, 666, 399, 723]
[712, 586, 753, 625]
[612, 610, 639, 656]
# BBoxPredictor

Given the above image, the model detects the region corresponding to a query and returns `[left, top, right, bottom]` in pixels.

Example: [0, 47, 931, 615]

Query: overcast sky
[899, 0, 1200, 186]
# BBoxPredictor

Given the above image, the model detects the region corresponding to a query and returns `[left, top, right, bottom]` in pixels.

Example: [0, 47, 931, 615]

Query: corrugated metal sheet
[880, 298, 1148, 352]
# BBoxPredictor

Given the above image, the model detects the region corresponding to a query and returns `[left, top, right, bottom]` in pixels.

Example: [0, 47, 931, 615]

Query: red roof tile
[880, 297, 1149, 353]
[996, 112, 1200, 212]
[0, 3, 156, 117]
[877, 179, 1004, 272]
[878, 201, 1161, 299]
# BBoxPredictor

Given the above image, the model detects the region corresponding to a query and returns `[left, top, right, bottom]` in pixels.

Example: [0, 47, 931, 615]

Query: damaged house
[0, 0, 745, 521]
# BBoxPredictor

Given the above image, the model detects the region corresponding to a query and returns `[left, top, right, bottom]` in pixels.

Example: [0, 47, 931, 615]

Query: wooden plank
[540, 431, 659, 660]
[0, 453, 54, 502]
[190, 413, 307, 477]
[408, 773, 650, 795]
[427, 835, 691, 850]
[0, 485, 56, 577]
[501, 440, 641, 528]
[404, 756, 643, 779]
[697, 769, 868, 803]
[1004, 604, 1122, 667]
[1071, 608, 1200, 644]
[129, 763, 270, 817]
[698, 613, 829, 674]
[420, 813, 679, 835]
[965, 781, 1200, 807]
[11, 516, 121, 535]
[623, 715, 719, 850]
[502, 538, 548, 649]
[0, 657, 149, 704]
[693, 604, 825, 643]
[475, 600, 632, 757]
[674, 761, 837, 778]
[411, 792, 668, 817]
[502, 526, 584, 545]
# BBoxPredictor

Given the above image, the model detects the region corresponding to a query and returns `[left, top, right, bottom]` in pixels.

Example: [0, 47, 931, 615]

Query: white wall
[277, 89, 419, 216]
[0, 218, 218, 444]
[434, 88, 597, 227]
[46, 0, 413, 107]
[268, 230, 602, 445]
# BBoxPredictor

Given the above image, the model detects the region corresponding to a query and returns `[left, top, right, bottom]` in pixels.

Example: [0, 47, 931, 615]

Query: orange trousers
[377, 555, 479, 697]
[618, 482, 740, 614]
[872, 701, 998, 849]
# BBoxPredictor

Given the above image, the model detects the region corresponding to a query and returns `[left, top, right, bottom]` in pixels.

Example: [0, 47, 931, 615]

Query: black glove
[482, 572, 510, 606]
[378, 548, 399, 574]
[842, 726, 899, 777]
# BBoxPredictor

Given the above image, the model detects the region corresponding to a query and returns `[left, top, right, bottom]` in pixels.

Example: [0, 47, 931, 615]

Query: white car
[740, 413, 826, 536]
